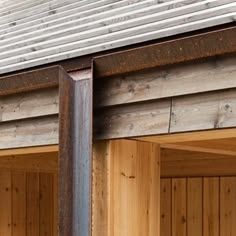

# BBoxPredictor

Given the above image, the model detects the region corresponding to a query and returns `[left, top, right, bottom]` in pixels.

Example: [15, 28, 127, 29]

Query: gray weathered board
[0, 0, 235, 74]
[1, 55, 236, 149]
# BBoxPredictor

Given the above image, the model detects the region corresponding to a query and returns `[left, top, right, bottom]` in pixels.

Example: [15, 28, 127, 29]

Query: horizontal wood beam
[94, 55, 236, 108]
[135, 128, 236, 144]
[161, 144, 236, 157]
[161, 148, 236, 177]
[94, 26, 236, 78]
[0, 145, 58, 157]
[0, 152, 58, 173]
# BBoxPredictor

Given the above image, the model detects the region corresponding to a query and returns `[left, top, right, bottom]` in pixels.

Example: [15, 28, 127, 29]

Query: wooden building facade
[0, 0, 236, 236]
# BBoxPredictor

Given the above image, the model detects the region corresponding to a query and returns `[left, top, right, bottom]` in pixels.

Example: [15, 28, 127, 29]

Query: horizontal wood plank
[0, 116, 58, 150]
[161, 148, 236, 177]
[170, 89, 236, 133]
[0, 87, 58, 122]
[95, 55, 236, 107]
[0, 152, 58, 172]
[94, 99, 171, 139]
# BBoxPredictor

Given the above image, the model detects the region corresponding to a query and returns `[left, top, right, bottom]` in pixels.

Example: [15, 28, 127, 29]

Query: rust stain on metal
[0, 66, 61, 96]
[94, 26, 236, 78]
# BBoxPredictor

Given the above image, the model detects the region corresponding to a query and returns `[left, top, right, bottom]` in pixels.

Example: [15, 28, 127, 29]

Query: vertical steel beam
[59, 69, 93, 236]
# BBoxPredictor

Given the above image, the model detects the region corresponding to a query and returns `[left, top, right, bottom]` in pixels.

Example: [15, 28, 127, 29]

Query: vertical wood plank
[26, 172, 39, 236]
[39, 173, 54, 236]
[203, 177, 220, 236]
[220, 177, 236, 236]
[187, 178, 203, 236]
[54, 173, 58, 236]
[109, 139, 160, 236]
[92, 141, 110, 236]
[160, 178, 171, 236]
[172, 178, 187, 236]
[12, 172, 26, 236]
[0, 172, 11, 236]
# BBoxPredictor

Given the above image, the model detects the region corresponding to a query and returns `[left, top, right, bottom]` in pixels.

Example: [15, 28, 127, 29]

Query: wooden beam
[59, 69, 92, 236]
[161, 143, 236, 157]
[94, 99, 171, 139]
[170, 89, 236, 133]
[135, 128, 236, 144]
[94, 55, 236, 107]
[0, 145, 58, 157]
[0, 152, 58, 173]
[161, 148, 236, 177]
[0, 116, 58, 150]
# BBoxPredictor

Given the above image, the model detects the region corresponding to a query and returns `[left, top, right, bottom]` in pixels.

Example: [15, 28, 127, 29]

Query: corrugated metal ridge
[0, 0, 235, 74]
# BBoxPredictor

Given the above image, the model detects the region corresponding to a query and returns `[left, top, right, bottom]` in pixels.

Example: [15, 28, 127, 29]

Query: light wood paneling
[92, 141, 110, 236]
[161, 177, 236, 236]
[12, 172, 26, 236]
[109, 140, 160, 236]
[172, 178, 187, 236]
[0, 152, 58, 172]
[0, 169, 58, 236]
[161, 149, 236, 177]
[160, 179, 171, 236]
[187, 178, 203, 235]
[26, 172, 40, 236]
[220, 177, 236, 236]
[39, 173, 54, 236]
[0, 172, 12, 236]
[92, 139, 161, 236]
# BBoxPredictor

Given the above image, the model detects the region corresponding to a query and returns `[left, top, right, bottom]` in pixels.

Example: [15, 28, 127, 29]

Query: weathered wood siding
[0, 0, 235, 74]
[1, 55, 236, 149]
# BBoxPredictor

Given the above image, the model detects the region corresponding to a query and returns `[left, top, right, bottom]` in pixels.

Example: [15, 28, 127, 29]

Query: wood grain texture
[172, 178, 187, 236]
[160, 176, 236, 236]
[94, 99, 171, 139]
[220, 177, 236, 236]
[161, 148, 236, 177]
[109, 139, 160, 236]
[26, 172, 40, 236]
[203, 177, 220, 236]
[0, 172, 12, 236]
[170, 89, 236, 133]
[0, 152, 58, 172]
[92, 141, 110, 236]
[160, 179, 171, 236]
[0, 115, 58, 150]
[39, 173, 54, 236]
[187, 178, 203, 236]
[12, 172, 26, 236]
[94, 55, 236, 107]
[0, 87, 58, 122]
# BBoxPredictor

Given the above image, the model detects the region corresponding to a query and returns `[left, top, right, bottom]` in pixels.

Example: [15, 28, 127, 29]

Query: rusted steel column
[59, 69, 93, 236]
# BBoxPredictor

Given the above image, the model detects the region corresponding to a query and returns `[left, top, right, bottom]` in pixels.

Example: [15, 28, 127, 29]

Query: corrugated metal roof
[0, 0, 235, 74]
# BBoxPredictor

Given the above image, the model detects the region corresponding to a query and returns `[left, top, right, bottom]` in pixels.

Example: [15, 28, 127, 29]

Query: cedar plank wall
[0, 152, 58, 236]
[160, 177, 236, 236]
